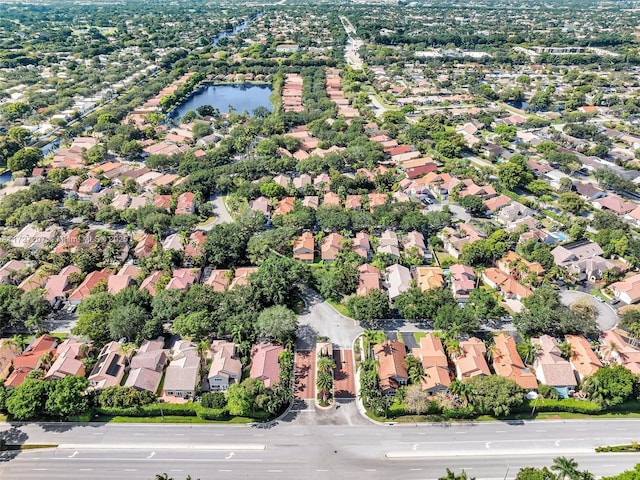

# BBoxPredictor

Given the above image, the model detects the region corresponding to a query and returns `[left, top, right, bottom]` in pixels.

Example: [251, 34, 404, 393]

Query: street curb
[352, 334, 390, 427]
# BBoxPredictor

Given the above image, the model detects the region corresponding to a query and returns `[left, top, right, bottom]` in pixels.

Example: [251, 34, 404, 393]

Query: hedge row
[596, 444, 640, 453]
[527, 398, 602, 414]
[96, 403, 229, 421]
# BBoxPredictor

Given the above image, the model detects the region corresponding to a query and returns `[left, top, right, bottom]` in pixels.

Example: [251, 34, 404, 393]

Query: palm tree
[519, 341, 537, 365]
[38, 351, 54, 372]
[197, 340, 209, 367]
[317, 355, 336, 375]
[316, 372, 333, 402]
[551, 457, 581, 480]
[558, 341, 574, 361]
[118, 342, 136, 367]
[449, 378, 469, 406]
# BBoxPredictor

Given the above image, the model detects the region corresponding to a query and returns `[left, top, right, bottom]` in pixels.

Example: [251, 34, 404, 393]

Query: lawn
[413, 332, 426, 343]
[434, 251, 456, 267]
[327, 299, 351, 318]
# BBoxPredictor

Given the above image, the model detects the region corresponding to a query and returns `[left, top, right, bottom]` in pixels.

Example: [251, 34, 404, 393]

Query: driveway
[560, 290, 619, 330]
[210, 193, 233, 224]
[424, 203, 471, 222]
[296, 289, 363, 350]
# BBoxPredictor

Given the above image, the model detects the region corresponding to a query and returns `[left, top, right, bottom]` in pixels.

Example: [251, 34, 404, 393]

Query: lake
[167, 84, 273, 120]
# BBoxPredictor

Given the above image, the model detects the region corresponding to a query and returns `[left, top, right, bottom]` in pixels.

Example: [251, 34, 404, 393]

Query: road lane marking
[366, 469, 377, 472]
[316, 470, 329, 472]
[535, 430, 546, 433]
[496, 430, 506, 433]
[334, 433, 344, 436]
[410, 468, 423, 471]
[616, 429, 627, 431]
[219, 470, 232, 472]
[124, 469, 137, 472]
[175, 434, 184, 436]
[268, 470, 282, 473]
[171, 470, 183, 472]
[80, 469, 93, 471]
[33, 469, 48, 471]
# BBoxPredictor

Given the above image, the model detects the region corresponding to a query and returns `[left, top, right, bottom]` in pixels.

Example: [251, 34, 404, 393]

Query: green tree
[583, 364, 637, 407]
[6, 377, 48, 420]
[7, 148, 42, 174]
[345, 290, 390, 322]
[256, 305, 299, 345]
[558, 192, 587, 215]
[551, 457, 582, 480]
[497, 155, 534, 191]
[465, 375, 525, 417]
[45, 376, 89, 419]
[515, 467, 557, 480]
[458, 195, 488, 216]
[226, 378, 265, 416]
[438, 469, 476, 480]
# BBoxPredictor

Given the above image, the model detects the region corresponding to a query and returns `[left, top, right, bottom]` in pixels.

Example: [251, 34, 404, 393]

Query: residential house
[302, 196, 319, 210]
[203, 269, 232, 292]
[322, 192, 342, 207]
[454, 337, 491, 380]
[230, 267, 258, 289]
[166, 268, 199, 291]
[208, 340, 242, 391]
[251, 196, 272, 217]
[175, 192, 196, 215]
[352, 231, 372, 260]
[134, 234, 157, 259]
[403, 231, 428, 260]
[600, 330, 640, 375]
[378, 229, 400, 258]
[438, 223, 484, 259]
[533, 335, 578, 397]
[107, 274, 134, 295]
[162, 233, 184, 252]
[293, 232, 314, 263]
[0, 340, 20, 380]
[293, 174, 312, 190]
[496, 203, 534, 224]
[573, 182, 606, 201]
[78, 177, 102, 195]
[6, 334, 58, 388]
[43, 265, 81, 305]
[458, 179, 496, 198]
[89, 341, 127, 390]
[594, 195, 636, 216]
[373, 340, 408, 395]
[163, 340, 201, 400]
[0, 260, 27, 285]
[551, 240, 616, 281]
[125, 337, 168, 394]
[497, 251, 545, 279]
[491, 333, 538, 390]
[484, 195, 512, 214]
[368, 192, 387, 211]
[68, 269, 110, 305]
[356, 264, 381, 296]
[45, 338, 86, 380]
[449, 264, 475, 302]
[482, 267, 532, 301]
[273, 197, 296, 216]
[413, 266, 444, 292]
[250, 343, 284, 389]
[344, 194, 362, 210]
[611, 273, 640, 304]
[411, 334, 451, 395]
[321, 233, 344, 262]
[565, 335, 602, 382]
[544, 170, 573, 190]
[139, 271, 166, 297]
[385, 264, 412, 300]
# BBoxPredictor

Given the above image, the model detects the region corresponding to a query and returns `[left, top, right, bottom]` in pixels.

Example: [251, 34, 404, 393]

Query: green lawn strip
[327, 299, 351, 317]
[99, 415, 257, 424]
[413, 332, 426, 343]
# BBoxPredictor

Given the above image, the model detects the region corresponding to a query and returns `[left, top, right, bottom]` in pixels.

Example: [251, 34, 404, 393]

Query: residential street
[2, 420, 640, 479]
[560, 290, 619, 330]
[296, 289, 363, 350]
[210, 193, 234, 224]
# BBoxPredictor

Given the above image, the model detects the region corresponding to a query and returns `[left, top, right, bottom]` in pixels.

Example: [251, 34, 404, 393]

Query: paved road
[333, 349, 356, 398]
[425, 203, 472, 222]
[560, 290, 619, 330]
[296, 289, 363, 350]
[294, 350, 315, 399]
[2, 420, 640, 479]
[210, 194, 234, 224]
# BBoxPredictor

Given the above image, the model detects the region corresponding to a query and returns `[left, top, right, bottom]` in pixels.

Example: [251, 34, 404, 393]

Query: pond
[0, 171, 11, 184]
[212, 13, 261, 46]
[167, 84, 273, 120]
[506, 100, 530, 110]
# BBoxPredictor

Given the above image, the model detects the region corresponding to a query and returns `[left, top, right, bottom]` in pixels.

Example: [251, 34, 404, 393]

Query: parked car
[609, 298, 620, 305]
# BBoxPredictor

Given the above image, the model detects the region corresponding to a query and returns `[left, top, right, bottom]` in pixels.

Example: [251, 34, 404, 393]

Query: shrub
[537, 384, 560, 400]
[201, 392, 228, 409]
[528, 398, 602, 414]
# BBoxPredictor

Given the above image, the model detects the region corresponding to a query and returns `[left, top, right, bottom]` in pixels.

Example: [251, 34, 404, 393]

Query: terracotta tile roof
[374, 340, 408, 391]
[250, 343, 283, 389]
[566, 334, 602, 379]
[492, 333, 538, 390]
